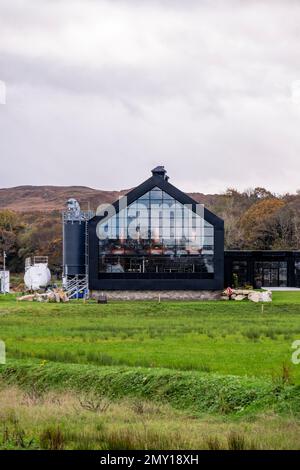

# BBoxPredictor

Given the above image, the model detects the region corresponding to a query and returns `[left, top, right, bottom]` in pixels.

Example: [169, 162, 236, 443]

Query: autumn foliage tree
[238, 199, 285, 248]
[0, 210, 62, 273]
[0, 210, 24, 270]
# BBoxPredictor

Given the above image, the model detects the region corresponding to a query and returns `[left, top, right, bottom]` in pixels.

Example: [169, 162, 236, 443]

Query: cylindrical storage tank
[63, 220, 86, 276]
[24, 265, 51, 291]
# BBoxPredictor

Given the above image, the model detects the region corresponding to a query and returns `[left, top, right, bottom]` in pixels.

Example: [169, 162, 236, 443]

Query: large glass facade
[254, 261, 287, 288]
[97, 187, 214, 276]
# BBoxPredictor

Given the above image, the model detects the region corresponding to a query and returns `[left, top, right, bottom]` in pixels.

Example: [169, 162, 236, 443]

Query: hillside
[0, 185, 218, 212]
[1, 184, 300, 273]
[0, 186, 128, 212]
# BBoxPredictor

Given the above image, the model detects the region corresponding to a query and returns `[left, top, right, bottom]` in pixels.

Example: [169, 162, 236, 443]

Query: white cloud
[0, 0, 300, 193]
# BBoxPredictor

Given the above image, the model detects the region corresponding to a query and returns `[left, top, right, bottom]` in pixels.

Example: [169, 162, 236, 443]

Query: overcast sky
[0, 0, 300, 194]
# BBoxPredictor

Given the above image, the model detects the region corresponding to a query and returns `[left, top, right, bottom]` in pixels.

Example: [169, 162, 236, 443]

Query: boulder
[261, 290, 272, 302]
[234, 294, 246, 301]
[248, 291, 272, 303]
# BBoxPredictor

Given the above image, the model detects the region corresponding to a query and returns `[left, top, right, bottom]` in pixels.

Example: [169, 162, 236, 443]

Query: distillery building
[88, 166, 224, 292]
[62, 167, 300, 296]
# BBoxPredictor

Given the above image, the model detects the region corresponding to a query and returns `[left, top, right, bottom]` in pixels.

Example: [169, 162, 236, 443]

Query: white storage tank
[24, 256, 51, 291]
[0, 270, 10, 293]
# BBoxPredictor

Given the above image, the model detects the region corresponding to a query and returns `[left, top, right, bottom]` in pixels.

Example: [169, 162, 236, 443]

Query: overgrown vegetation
[0, 209, 61, 274]
[0, 386, 299, 450]
[0, 293, 300, 449]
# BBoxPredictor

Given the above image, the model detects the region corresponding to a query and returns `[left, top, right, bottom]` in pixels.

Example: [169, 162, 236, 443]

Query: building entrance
[254, 261, 287, 288]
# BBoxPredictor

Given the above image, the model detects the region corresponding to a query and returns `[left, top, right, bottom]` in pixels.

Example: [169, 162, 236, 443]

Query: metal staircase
[64, 275, 88, 299]
[62, 200, 93, 300]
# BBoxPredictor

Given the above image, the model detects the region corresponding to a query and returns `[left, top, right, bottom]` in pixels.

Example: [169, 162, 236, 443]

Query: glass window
[254, 261, 287, 288]
[139, 192, 150, 200]
[98, 187, 214, 275]
[295, 260, 300, 288]
[232, 260, 248, 287]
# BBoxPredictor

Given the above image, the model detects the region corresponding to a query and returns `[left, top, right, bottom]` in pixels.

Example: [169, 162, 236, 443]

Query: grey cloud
[0, 0, 300, 194]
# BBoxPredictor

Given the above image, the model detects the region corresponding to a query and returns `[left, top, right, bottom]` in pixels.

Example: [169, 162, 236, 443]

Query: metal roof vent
[151, 166, 168, 180]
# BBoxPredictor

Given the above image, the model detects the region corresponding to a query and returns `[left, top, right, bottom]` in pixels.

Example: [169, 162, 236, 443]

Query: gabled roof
[90, 167, 224, 229]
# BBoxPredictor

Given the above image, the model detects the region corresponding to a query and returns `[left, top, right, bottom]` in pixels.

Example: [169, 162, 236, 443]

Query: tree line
[1, 187, 300, 273]
[210, 187, 300, 250]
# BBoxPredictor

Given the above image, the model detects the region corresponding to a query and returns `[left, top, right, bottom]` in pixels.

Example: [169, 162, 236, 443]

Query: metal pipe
[3, 251, 6, 295]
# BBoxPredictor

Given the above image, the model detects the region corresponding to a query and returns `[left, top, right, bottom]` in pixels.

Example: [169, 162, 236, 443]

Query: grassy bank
[0, 292, 300, 449]
[1, 359, 299, 417]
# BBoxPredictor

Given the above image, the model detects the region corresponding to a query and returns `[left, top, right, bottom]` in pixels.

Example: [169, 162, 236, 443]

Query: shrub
[233, 273, 239, 289]
[79, 394, 110, 413]
[39, 427, 65, 450]
[227, 431, 246, 450]
[205, 436, 222, 450]
[244, 329, 260, 341]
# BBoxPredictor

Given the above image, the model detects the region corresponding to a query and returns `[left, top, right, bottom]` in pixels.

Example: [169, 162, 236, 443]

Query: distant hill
[0, 185, 219, 212]
[1, 184, 300, 273]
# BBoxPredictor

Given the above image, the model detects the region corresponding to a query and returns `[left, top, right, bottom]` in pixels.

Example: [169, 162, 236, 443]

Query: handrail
[64, 275, 88, 299]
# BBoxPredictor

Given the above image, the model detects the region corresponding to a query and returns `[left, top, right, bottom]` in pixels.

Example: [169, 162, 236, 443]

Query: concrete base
[262, 287, 300, 291]
[90, 290, 222, 301]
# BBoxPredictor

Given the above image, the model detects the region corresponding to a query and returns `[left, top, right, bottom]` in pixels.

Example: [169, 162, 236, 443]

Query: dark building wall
[224, 250, 300, 288]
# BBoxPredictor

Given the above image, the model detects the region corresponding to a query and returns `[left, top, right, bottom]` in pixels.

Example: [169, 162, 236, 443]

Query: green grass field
[0, 292, 300, 449]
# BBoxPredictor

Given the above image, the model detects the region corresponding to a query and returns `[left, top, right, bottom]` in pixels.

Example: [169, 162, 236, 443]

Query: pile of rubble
[222, 288, 272, 302]
[17, 288, 69, 303]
